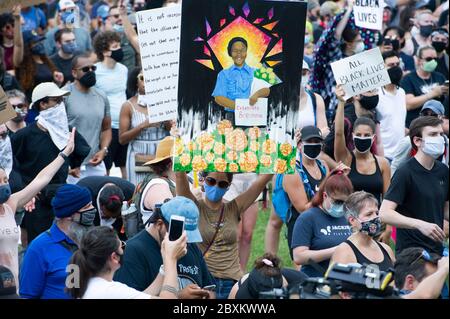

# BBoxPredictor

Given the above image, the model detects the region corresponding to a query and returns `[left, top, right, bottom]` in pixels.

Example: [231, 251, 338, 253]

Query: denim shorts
[214, 277, 237, 299]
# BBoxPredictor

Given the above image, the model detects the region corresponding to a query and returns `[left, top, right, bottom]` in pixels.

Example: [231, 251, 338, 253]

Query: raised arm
[235, 174, 273, 212]
[8, 128, 76, 212]
[334, 0, 354, 41]
[175, 171, 197, 203]
[119, 4, 140, 52]
[334, 85, 352, 166]
[12, 5, 24, 68]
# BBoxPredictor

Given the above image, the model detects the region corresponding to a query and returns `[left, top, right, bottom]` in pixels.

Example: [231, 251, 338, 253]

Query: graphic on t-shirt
[420, 82, 439, 95]
[320, 225, 351, 236]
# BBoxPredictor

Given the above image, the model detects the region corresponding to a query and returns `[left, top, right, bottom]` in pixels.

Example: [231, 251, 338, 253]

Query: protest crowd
[0, 0, 449, 300]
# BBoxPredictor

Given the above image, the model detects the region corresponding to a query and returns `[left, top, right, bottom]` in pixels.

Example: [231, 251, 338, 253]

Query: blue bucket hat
[160, 196, 203, 243]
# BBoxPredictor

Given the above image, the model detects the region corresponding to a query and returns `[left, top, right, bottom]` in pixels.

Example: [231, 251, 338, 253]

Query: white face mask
[353, 41, 365, 54]
[421, 135, 445, 159]
[0, 135, 13, 177]
[37, 102, 70, 150]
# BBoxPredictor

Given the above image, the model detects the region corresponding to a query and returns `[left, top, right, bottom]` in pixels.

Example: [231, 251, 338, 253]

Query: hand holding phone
[202, 284, 216, 292]
[169, 215, 185, 241]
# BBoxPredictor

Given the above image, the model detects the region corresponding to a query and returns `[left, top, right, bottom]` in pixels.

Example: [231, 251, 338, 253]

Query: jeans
[214, 277, 236, 299]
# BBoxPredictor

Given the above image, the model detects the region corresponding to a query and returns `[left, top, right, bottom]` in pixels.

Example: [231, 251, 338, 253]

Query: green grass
[246, 205, 294, 272]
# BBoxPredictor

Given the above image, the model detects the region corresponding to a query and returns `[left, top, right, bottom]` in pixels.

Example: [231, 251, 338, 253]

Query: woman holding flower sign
[212, 37, 270, 114]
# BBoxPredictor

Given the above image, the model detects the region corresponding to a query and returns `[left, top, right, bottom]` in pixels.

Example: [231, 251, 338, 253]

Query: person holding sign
[334, 85, 392, 243]
[212, 37, 270, 114]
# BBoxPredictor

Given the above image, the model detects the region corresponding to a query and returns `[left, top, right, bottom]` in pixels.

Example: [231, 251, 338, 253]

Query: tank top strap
[375, 241, 392, 263]
[344, 239, 368, 264]
[350, 152, 357, 170]
[373, 153, 382, 175]
[126, 100, 137, 113]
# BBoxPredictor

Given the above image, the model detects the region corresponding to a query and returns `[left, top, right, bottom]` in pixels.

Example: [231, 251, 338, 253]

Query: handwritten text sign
[235, 98, 268, 127]
[136, 5, 181, 123]
[331, 47, 390, 99]
[138, 94, 177, 124]
[354, 0, 384, 30]
[0, 85, 16, 125]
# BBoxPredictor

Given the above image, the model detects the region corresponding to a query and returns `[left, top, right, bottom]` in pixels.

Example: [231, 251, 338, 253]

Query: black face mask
[387, 66, 403, 86]
[432, 41, 447, 53]
[419, 25, 433, 38]
[353, 136, 373, 153]
[390, 39, 400, 51]
[110, 48, 124, 62]
[359, 95, 379, 110]
[302, 143, 322, 159]
[79, 71, 96, 88]
[75, 208, 97, 226]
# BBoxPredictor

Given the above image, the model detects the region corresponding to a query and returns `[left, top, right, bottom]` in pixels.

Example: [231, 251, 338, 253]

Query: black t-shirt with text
[384, 157, 449, 255]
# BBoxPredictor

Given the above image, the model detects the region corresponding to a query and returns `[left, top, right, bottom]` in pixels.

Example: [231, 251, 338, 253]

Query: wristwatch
[59, 152, 68, 161]
[159, 265, 165, 276]
[102, 147, 109, 155]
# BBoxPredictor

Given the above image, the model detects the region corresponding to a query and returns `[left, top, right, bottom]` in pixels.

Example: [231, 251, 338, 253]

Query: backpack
[123, 172, 176, 238]
[272, 158, 326, 223]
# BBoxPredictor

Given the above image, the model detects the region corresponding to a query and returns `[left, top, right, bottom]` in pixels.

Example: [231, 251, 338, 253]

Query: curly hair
[93, 31, 121, 61]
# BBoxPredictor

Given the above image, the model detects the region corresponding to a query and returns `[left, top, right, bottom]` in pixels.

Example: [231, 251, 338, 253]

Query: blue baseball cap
[421, 100, 445, 116]
[97, 4, 110, 20]
[22, 30, 45, 45]
[160, 196, 203, 243]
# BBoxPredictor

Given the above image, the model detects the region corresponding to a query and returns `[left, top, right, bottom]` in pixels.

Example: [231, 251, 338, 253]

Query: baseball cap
[30, 82, 70, 109]
[302, 60, 310, 71]
[22, 30, 45, 45]
[300, 125, 323, 141]
[421, 99, 445, 116]
[0, 266, 19, 299]
[97, 4, 110, 20]
[160, 196, 203, 243]
[59, 0, 77, 11]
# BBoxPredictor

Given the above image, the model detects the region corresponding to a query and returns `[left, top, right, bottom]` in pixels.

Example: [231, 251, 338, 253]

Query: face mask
[359, 95, 379, 110]
[75, 208, 97, 226]
[0, 135, 13, 177]
[304, 35, 310, 45]
[78, 71, 96, 88]
[61, 42, 78, 55]
[421, 135, 445, 159]
[390, 39, 400, 51]
[301, 75, 309, 89]
[110, 48, 124, 62]
[359, 217, 382, 237]
[36, 102, 70, 150]
[353, 136, 373, 153]
[61, 11, 76, 25]
[325, 203, 345, 218]
[12, 107, 26, 123]
[419, 25, 433, 38]
[422, 59, 438, 73]
[204, 183, 228, 202]
[302, 143, 322, 160]
[353, 41, 365, 54]
[432, 41, 447, 53]
[387, 66, 403, 86]
[0, 184, 11, 204]
[113, 24, 124, 33]
[31, 42, 46, 56]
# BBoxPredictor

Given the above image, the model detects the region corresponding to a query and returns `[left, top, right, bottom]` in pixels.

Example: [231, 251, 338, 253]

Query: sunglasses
[331, 199, 345, 206]
[205, 176, 230, 189]
[423, 57, 436, 62]
[11, 103, 26, 109]
[420, 110, 438, 117]
[137, 74, 144, 81]
[76, 65, 97, 73]
[49, 97, 63, 104]
[110, 14, 120, 19]
[411, 249, 435, 265]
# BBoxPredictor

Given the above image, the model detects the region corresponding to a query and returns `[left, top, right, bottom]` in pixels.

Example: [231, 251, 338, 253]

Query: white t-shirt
[141, 178, 175, 224]
[297, 92, 315, 130]
[82, 277, 151, 299]
[376, 87, 407, 159]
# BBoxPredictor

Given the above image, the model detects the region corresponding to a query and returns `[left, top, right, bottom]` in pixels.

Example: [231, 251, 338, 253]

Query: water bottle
[121, 201, 129, 216]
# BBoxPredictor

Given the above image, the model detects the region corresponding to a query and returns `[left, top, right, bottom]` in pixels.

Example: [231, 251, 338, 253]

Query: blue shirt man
[212, 63, 255, 104]
[21, 6, 47, 32]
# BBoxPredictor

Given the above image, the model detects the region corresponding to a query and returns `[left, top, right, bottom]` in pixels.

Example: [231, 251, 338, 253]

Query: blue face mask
[62, 42, 78, 54]
[113, 24, 124, 33]
[0, 184, 12, 204]
[325, 203, 345, 218]
[204, 183, 228, 202]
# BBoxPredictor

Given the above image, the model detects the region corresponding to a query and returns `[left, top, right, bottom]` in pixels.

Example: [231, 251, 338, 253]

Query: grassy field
[245, 205, 294, 272]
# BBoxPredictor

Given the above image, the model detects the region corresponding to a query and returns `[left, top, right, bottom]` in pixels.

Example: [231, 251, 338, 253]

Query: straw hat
[144, 136, 174, 165]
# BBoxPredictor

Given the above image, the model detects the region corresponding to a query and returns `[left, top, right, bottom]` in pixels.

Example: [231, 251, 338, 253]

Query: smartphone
[168, 215, 185, 241]
[202, 284, 216, 292]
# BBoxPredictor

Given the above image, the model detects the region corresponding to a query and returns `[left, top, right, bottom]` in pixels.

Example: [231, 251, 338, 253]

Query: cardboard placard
[331, 47, 391, 99]
[354, 0, 385, 31]
[0, 0, 47, 14]
[136, 5, 181, 124]
[235, 98, 268, 127]
[0, 86, 16, 125]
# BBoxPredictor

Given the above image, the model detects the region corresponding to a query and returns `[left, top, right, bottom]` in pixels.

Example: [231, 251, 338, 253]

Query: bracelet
[159, 265, 165, 276]
[59, 152, 68, 161]
[161, 285, 179, 298]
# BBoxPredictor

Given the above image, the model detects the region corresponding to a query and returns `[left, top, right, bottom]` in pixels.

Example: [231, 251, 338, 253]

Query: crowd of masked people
[0, 0, 449, 300]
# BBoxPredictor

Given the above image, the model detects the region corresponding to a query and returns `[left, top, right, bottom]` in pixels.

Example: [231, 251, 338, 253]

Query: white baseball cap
[59, 0, 76, 11]
[302, 60, 310, 71]
[30, 82, 70, 109]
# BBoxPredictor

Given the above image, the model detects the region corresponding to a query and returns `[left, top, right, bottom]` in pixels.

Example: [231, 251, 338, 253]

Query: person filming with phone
[114, 196, 216, 299]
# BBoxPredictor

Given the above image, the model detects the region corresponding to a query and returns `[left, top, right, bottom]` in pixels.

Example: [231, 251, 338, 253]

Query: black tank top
[348, 152, 384, 204]
[345, 240, 393, 272]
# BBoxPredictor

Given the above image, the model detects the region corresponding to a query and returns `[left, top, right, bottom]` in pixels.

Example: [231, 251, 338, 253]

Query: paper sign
[235, 99, 268, 127]
[138, 94, 177, 123]
[331, 47, 391, 99]
[0, 86, 16, 125]
[0, 0, 47, 14]
[354, 0, 385, 31]
[136, 5, 181, 124]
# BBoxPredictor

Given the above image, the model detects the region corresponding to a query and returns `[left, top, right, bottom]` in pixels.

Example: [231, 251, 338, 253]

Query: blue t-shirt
[94, 62, 128, 129]
[291, 207, 352, 278]
[212, 63, 254, 110]
[19, 223, 76, 299]
[21, 6, 47, 32]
